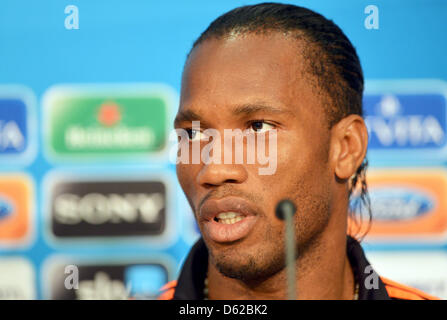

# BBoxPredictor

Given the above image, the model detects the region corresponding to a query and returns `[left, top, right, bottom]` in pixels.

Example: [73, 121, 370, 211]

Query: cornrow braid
[348, 159, 372, 240]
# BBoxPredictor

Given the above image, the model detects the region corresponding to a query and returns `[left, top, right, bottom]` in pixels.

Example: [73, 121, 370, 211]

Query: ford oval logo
[352, 187, 435, 221]
[0, 196, 14, 220]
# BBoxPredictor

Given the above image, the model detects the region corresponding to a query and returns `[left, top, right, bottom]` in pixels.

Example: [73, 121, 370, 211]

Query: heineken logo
[43, 84, 175, 159]
[97, 101, 121, 127]
[64, 100, 156, 151]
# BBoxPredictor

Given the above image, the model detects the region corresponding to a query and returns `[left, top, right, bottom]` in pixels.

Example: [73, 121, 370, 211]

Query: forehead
[179, 33, 322, 118]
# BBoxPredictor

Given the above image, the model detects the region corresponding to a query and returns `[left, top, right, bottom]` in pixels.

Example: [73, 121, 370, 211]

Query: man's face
[175, 33, 335, 281]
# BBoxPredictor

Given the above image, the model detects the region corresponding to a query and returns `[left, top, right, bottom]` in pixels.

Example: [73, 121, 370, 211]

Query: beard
[209, 208, 329, 286]
[195, 147, 333, 284]
[209, 238, 285, 283]
[205, 191, 331, 284]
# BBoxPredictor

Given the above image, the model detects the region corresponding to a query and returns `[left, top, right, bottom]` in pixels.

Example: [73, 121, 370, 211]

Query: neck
[207, 202, 355, 299]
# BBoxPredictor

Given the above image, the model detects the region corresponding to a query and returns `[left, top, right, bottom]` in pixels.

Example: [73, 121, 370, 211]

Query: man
[159, 3, 438, 300]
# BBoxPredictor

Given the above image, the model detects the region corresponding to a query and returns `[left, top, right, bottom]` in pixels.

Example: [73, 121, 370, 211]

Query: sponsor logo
[47, 261, 168, 300]
[0, 197, 14, 220]
[43, 84, 174, 159]
[0, 175, 33, 246]
[0, 258, 36, 299]
[48, 178, 167, 238]
[0, 86, 36, 164]
[366, 187, 434, 221]
[0, 99, 27, 154]
[351, 169, 447, 239]
[364, 93, 446, 150]
[125, 265, 167, 298]
[366, 251, 447, 299]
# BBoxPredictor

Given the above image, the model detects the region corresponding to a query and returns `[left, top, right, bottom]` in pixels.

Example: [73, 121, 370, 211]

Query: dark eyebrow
[232, 103, 292, 117]
[174, 109, 207, 128]
[174, 103, 292, 127]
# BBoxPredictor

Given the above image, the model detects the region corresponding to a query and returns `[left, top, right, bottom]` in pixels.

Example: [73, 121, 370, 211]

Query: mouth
[213, 211, 245, 224]
[199, 197, 260, 243]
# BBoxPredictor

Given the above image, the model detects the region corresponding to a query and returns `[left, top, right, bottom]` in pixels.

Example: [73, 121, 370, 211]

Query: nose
[197, 162, 248, 188]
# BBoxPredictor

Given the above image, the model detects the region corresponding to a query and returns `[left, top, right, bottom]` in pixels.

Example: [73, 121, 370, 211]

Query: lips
[199, 196, 260, 243]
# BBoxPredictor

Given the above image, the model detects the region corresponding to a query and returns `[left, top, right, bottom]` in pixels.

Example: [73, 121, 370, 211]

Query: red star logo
[97, 101, 121, 127]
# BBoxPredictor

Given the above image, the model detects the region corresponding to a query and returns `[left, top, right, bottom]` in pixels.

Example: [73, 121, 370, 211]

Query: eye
[249, 121, 275, 133]
[185, 128, 206, 141]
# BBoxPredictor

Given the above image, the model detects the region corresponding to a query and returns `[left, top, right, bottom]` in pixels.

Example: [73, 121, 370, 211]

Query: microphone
[275, 199, 297, 300]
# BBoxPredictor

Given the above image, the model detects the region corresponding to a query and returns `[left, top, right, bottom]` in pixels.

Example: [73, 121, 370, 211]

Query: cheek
[176, 164, 187, 186]
[276, 134, 311, 177]
[176, 164, 197, 196]
[273, 130, 332, 201]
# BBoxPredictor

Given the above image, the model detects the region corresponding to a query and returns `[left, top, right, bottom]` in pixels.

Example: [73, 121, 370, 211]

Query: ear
[329, 115, 368, 181]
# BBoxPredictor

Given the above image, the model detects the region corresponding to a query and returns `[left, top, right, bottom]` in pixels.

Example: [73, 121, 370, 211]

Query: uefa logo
[0, 85, 37, 166]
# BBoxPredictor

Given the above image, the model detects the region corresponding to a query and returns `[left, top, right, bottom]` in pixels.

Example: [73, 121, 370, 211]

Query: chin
[211, 246, 285, 282]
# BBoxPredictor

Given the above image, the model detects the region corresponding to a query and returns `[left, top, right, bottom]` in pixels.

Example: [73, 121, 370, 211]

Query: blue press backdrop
[0, 0, 446, 299]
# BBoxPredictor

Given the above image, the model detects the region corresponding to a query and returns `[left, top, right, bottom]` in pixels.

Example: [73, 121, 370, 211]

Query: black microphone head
[275, 199, 297, 220]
